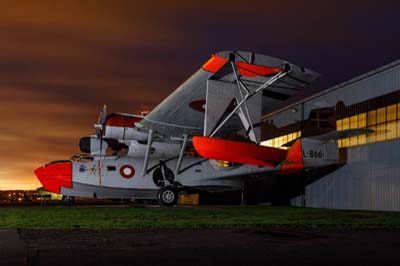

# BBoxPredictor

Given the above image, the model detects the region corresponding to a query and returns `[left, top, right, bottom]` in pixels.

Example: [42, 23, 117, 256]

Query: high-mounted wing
[139, 51, 319, 140]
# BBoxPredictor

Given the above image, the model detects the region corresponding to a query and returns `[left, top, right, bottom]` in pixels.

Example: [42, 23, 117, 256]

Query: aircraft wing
[139, 51, 320, 139]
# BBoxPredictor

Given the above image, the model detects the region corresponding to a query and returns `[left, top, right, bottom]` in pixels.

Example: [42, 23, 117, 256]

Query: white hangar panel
[304, 141, 400, 211]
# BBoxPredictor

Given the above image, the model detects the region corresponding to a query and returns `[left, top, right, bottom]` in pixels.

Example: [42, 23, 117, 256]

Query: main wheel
[157, 186, 178, 206]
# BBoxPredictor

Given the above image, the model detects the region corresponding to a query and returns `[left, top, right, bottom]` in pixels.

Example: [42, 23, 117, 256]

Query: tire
[157, 186, 178, 206]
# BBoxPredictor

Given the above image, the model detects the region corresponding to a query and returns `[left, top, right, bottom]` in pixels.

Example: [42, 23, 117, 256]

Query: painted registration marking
[303, 149, 323, 159]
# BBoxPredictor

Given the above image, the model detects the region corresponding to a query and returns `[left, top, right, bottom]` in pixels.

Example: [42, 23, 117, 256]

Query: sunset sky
[0, 0, 399, 190]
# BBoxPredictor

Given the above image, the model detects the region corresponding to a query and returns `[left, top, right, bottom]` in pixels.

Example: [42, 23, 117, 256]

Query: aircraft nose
[34, 161, 73, 194]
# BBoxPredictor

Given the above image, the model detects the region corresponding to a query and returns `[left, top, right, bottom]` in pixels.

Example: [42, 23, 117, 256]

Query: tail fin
[280, 137, 341, 174]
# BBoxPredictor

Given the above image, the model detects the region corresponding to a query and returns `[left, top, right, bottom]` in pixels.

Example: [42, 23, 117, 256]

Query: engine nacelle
[103, 113, 148, 141]
[105, 126, 148, 141]
[126, 140, 181, 158]
[79, 136, 108, 156]
[301, 138, 339, 168]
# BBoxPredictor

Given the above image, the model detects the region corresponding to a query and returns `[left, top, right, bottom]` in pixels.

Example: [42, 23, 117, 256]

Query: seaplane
[34, 51, 369, 206]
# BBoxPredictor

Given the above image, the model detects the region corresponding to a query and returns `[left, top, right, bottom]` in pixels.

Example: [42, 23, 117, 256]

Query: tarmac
[0, 227, 399, 266]
[0, 229, 26, 265]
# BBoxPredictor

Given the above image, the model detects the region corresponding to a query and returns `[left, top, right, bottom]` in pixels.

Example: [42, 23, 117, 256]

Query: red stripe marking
[202, 54, 282, 77]
[202, 54, 228, 73]
[236, 61, 282, 77]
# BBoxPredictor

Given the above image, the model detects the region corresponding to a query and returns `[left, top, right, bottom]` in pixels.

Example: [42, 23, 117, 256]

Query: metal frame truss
[208, 61, 292, 143]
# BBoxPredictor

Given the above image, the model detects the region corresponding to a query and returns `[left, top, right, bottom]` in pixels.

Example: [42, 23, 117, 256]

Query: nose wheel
[157, 186, 178, 206]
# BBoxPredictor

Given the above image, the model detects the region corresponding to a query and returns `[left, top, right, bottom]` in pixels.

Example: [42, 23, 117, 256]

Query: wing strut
[174, 134, 189, 175]
[208, 64, 292, 139]
[141, 129, 154, 176]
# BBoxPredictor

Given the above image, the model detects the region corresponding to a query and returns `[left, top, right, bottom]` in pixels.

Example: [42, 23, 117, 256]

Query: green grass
[0, 206, 399, 230]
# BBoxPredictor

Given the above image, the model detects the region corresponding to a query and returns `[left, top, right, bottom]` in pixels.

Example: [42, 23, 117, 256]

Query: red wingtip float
[34, 161, 73, 194]
[192, 136, 287, 167]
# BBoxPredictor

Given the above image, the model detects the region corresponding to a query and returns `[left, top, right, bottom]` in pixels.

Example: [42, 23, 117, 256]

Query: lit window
[287, 133, 293, 142]
[359, 113, 366, 128]
[349, 136, 358, 146]
[341, 118, 349, 147]
[267, 139, 272, 147]
[398, 103, 400, 120]
[336, 119, 342, 130]
[261, 140, 272, 147]
[216, 161, 232, 168]
[367, 125, 376, 143]
[282, 135, 288, 145]
[386, 121, 396, 140]
[341, 138, 348, 147]
[397, 119, 400, 138]
[336, 120, 342, 147]
[377, 107, 386, 124]
[376, 123, 386, 142]
[342, 117, 349, 130]
[358, 134, 366, 145]
[367, 110, 376, 126]
[350, 115, 358, 129]
[387, 104, 397, 121]
[278, 136, 283, 147]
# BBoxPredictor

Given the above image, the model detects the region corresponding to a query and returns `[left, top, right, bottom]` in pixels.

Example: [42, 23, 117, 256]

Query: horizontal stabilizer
[283, 129, 373, 147]
[192, 136, 287, 167]
[310, 128, 374, 142]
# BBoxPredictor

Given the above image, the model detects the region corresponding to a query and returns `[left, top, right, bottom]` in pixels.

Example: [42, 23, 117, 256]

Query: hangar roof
[262, 58, 400, 120]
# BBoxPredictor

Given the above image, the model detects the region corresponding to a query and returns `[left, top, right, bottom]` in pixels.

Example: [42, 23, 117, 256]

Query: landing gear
[62, 195, 75, 206]
[157, 186, 178, 206]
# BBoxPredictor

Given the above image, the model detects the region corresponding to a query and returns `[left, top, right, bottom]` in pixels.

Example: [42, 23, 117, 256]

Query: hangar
[260, 59, 400, 211]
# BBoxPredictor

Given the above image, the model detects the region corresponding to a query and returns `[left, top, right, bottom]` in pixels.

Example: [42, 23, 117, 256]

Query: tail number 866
[303, 149, 323, 159]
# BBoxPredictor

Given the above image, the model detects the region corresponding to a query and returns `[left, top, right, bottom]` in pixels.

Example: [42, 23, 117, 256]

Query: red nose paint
[34, 161, 73, 193]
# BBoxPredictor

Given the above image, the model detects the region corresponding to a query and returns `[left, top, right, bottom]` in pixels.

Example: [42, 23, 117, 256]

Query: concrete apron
[0, 229, 26, 265]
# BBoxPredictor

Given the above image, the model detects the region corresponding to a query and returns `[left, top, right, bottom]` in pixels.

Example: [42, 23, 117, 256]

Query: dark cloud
[0, 0, 399, 189]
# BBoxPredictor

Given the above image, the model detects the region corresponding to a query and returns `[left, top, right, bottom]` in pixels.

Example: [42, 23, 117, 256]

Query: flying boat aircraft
[34, 51, 369, 206]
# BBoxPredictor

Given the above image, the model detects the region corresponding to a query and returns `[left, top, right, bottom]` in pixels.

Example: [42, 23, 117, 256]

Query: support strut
[141, 129, 154, 176]
[209, 65, 292, 138]
[175, 134, 189, 175]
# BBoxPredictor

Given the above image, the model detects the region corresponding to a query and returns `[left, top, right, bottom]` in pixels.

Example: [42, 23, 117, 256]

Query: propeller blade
[95, 104, 107, 137]
[100, 104, 107, 125]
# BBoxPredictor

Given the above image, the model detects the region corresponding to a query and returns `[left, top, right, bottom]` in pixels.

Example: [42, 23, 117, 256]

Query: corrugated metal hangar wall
[262, 60, 400, 211]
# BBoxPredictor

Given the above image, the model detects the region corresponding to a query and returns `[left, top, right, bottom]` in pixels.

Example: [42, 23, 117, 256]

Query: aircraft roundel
[189, 100, 206, 112]
[120, 165, 135, 179]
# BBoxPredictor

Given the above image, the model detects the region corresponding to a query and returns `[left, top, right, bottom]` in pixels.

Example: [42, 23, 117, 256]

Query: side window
[107, 166, 116, 171]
